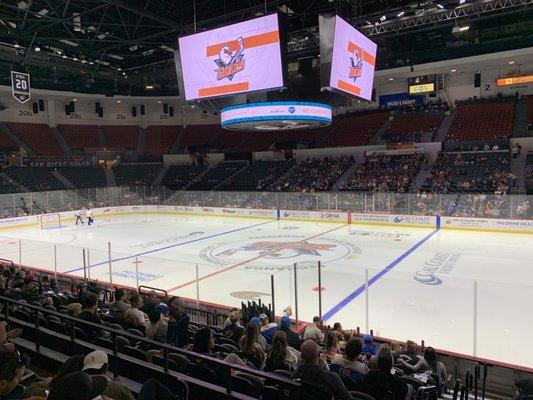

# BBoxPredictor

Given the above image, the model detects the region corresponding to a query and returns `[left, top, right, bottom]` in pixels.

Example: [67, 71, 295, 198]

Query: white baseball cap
[83, 350, 108, 371]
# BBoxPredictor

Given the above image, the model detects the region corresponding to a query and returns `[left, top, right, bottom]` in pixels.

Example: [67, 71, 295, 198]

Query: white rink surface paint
[1, 213, 532, 367]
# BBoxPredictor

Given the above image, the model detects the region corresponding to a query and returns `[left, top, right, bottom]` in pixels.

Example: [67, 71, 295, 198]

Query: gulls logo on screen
[349, 48, 364, 82]
[288, 107, 296, 114]
[214, 36, 245, 81]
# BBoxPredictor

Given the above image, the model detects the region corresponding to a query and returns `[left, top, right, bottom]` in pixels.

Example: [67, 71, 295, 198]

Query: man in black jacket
[279, 316, 302, 351]
[166, 296, 189, 348]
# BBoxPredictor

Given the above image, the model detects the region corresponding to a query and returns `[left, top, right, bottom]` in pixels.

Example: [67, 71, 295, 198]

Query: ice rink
[1, 213, 532, 367]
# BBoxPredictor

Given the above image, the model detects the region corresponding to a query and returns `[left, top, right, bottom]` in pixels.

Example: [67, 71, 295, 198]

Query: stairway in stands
[512, 98, 528, 138]
[332, 161, 360, 191]
[50, 127, 72, 155]
[510, 152, 527, 193]
[433, 112, 455, 142]
[409, 159, 436, 192]
[368, 119, 391, 145]
[0, 123, 34, 155]
[50, 171, 76, 189]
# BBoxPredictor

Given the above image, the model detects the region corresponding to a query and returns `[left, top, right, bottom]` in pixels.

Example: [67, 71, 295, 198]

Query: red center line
[166, 223, 348, 293]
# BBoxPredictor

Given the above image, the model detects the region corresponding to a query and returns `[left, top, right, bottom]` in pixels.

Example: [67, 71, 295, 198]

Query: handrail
[0, 258, 14, 268]
[0, 295, 300, 392]
[138, 285, 168, 298]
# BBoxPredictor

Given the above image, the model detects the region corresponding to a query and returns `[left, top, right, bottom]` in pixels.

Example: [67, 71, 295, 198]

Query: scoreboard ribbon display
[11, 71, 31, 103]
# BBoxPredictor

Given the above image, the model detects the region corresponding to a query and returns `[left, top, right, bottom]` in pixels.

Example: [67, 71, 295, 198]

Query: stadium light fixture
[379, 15, 386, 22]
[73, 56, 79, 61]
[62, 54, 67, 59]
[34, 45, 41, 52]
[437, 4, 444, 9]
[145, 85, 154, 90]
[14, 42, 20, 48]
[116, 100, 121, 103]
[396, 11, 405, 17]
[459, 25, 469, 31]
[388, 77, 394, 81]
[509, 61, 515, 64]
[451, 68, 457, 72]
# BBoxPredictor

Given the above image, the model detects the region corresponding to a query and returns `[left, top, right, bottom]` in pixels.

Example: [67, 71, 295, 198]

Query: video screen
[178, 14, 284, 101]
[408, 75, 436, 94]
[323, 15, 377, 101]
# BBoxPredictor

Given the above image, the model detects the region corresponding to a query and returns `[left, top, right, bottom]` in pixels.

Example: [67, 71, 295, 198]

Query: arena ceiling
[0, 0, 531, 97]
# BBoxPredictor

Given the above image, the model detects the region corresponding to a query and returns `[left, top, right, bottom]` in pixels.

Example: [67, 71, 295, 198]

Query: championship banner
[11, 71, 31, 103]
[22, 156, 96, 168]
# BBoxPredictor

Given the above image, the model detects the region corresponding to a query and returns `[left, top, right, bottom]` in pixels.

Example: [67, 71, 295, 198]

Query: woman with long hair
[265, 330, 298, 372]
[239, 322, 265, 368]
[192, 327, 214, 355]
[324, 331, 340, 362]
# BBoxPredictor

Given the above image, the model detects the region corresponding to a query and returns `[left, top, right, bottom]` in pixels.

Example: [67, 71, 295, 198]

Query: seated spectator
[395, 340, 419, 368]
[109, 288, 131, 320]
[47, 371, 108, 400]
[224, 307, 241, 328]
[192, 327, 214, 355]
[265, 330, 299, 372]
[249, 316, 267, 351]
[146, 309, 168, 342]
[166, 296, 189, 348]
[23, 355, 84, 398]
[66, 303, 82, 317]
[332, 322, 345, 341]
[78, 292, 109, 342]
[398, 346, 447, 384]
[83, 350, 135, 400]
[292, 339, 353, 400]
[279, 316, 302, 351]
[124, 294, 148, 331]
[330, 338, 369, 382]
[303, 316, 323, 343]
[223, 310, 244, 343]
[0, 351, 26, 400]
[324, 331, 340, 361]
[239, 322, 266, 369]
[141, 290, 159, 314]
[361, 334, 377, 356]
[365, 344, 409, 400]
[515, 378, 533, 400]
[259, 314, 278, 343]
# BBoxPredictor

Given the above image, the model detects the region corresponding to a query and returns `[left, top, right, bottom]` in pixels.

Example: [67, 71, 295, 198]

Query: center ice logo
[200, 235, 360, 266]
[214, 36, 245, 81]
[216, 241, 337, 259]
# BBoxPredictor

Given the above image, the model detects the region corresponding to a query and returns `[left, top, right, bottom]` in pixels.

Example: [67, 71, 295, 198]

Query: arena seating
[218, 160, 296, 191]
[187, 161, 248, 191]
[57, 124, 100, 151]
[0, 175, 22, 194]
[180, 125, 222, 150]
[59, 166, 107, 188]
[114, 163, 163, 186]
[421, 150, 513, 194]
[161, 164, 207, 190]
[275, 127, 329, 149]
[446, 99, 515, 141]
[4, 167, 65, 191]
[234, 131, 282, 152]
[527, 95, 533, 129]
[321, 111, 389, 148]
[6, 123, 63, 155]
[339, 153, 423, 192]
[0, 129, 18, 151]
[382, 113, 444, 142]
[273, 156, 355, 192]
[144, 125, 181, 156]
[0, 262, 450, 400]
[102, 125, 139, 150]
[210, 131, 248, 150]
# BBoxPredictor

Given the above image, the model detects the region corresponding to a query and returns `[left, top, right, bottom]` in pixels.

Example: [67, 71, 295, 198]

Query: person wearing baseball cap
[259, 314, 278, 343]
[47, 371, 108, 400]
[83, 350, 134, 400]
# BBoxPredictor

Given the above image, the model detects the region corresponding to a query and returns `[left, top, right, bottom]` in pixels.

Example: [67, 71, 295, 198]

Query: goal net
[40, 214, 61, 229]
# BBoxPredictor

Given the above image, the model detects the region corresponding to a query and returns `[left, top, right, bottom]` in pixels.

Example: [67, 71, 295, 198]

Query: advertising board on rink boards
[441, 216, 533, 233]
[351, 213, 436, 228]
[280, 209, 349, 223]
[147, 205, 278, 219]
